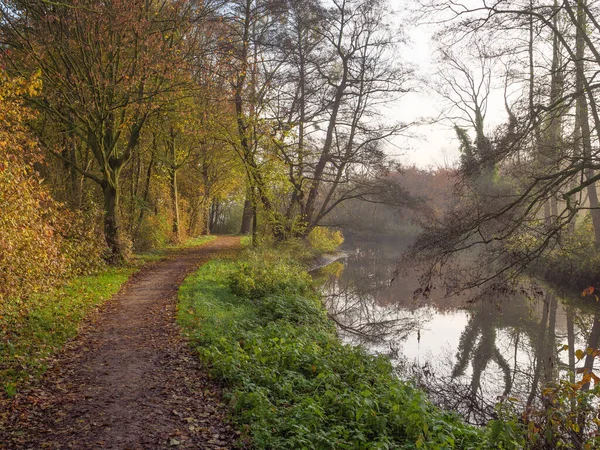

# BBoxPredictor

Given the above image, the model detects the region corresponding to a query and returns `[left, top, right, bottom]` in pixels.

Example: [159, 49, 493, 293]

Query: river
[314, 239, 600, 425]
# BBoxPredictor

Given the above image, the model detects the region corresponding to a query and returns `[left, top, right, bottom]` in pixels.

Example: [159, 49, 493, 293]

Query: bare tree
[411, 0, 600, 291]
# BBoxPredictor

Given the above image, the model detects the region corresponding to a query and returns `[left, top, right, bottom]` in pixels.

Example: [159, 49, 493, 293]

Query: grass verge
[0, 267, 134, 396]
[178, 251, 493, 449]
[133, 234, 217, 264]
[0, 234, 217, 397]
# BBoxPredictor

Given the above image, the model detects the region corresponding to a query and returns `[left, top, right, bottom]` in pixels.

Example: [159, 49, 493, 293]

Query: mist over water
[315, 238, 600, 425]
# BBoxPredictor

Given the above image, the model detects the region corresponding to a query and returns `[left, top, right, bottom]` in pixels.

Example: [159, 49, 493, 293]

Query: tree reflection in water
[316, 242, 600, 427]
[318, 259, 426, 346]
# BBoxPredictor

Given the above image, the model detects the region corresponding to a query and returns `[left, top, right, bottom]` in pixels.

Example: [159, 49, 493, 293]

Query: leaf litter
[0, 237, 240, 449]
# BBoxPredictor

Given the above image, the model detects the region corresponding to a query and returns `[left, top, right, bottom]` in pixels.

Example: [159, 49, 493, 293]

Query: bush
[0, 71, 105, 302]
[229, 251, 312, 300]
[134, 212, 172, 251]
[275, 237, 317, 262]
[308, 226, 344, 253]
[59, 209, 107, 276]
[530, 216, 600, 290]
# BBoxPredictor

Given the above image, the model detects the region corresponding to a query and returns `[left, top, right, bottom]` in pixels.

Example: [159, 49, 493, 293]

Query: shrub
[275, 237, 317, 262]
[308, 226, 344, 253]
[59, 209, 107, 276]
[530, 216, 600, 290]
[228, 252, 312, 300]
[0, 71, 105, 302]
[134, 212, 172, 251]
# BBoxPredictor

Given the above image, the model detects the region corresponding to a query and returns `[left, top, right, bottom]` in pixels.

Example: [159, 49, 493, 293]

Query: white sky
[392, 20, 509, 169]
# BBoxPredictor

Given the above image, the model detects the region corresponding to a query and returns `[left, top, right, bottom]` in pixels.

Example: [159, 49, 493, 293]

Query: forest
[2, 0, 600, 449]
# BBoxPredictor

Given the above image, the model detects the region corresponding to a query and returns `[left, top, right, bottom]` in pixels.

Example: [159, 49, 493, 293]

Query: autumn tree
[0, 71, 105, 302]
[0, 0, 203, 261]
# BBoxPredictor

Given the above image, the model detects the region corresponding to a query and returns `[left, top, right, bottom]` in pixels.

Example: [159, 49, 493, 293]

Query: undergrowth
[178, 250, 496, 449]
[522, 216, 600, 291]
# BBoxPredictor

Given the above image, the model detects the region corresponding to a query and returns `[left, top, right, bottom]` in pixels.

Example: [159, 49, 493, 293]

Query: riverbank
[177, 245, 507, 449]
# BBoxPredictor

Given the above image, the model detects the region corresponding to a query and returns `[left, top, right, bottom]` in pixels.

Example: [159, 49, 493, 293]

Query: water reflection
[318, 259, 425, 347]
[315, 242, 600, 425]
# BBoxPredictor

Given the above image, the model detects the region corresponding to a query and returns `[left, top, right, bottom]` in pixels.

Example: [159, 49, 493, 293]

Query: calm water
[315, 241, 600, 425]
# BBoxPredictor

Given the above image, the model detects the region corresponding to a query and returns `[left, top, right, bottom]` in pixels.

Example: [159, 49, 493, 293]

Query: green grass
[134, 234, 217, 264]
[180, 235, 218, 248]
[178, 255, 489, 449]
[240, 235, 252, 248]
[0, 234, 217, 397]
[0, 267, 134, 396]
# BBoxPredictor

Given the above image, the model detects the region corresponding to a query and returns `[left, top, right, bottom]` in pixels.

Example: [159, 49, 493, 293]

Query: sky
[392, 18, 509, 169]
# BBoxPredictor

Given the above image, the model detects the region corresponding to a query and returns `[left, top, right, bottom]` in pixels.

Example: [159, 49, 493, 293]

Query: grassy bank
[177, 248, 512, 449]
[0, 235, 216, 397]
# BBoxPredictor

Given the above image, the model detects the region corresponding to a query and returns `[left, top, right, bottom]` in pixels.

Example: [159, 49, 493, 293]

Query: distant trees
[326, 166, 455, 239]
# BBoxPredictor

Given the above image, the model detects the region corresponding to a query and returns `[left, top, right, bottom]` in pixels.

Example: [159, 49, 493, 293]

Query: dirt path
[0, 236, 240, 450]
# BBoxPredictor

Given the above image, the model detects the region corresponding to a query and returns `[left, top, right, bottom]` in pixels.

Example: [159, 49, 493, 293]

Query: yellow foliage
[0, 71, 105, 305]
[307, 227, 344, 253]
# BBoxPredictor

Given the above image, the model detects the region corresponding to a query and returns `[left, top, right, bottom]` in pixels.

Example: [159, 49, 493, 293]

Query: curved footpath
[0, 236, 240, 450]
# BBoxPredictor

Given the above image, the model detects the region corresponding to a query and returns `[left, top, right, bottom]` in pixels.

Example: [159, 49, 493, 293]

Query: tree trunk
[575, 0, 600, 243]
[210, 199, 221, 233]
[69, 139, 81, 208]
[135, 152, 155, 240]
[102, 180, 122, 263]
[240, 185, 253, 234]
[171, 166, 180, 242]
[203, 198, 211, 235]
[252, 196, 258, 247]
[303, 76, 347, 226]
[168, 127, 181, 243]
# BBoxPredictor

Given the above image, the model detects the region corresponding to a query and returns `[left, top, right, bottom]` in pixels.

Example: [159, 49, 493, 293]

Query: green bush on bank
[307, 226, 344, 254]
[512, 215, 600, 290]
[178, 251, 492, 449]
[229, 251, 312, 300]
[541, 217, 600, 290]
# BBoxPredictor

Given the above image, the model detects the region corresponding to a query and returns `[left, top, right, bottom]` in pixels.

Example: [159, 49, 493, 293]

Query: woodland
[2, 0, 600, 448]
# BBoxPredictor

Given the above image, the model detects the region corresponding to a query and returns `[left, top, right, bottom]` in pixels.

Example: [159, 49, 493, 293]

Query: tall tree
[0, 0, 201, 260]
[413, 0, 600, 289]
[269, 0, 412, 235]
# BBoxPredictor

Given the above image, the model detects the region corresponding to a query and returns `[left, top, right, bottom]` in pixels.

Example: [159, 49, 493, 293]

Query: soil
[0, 236, 240, 450]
